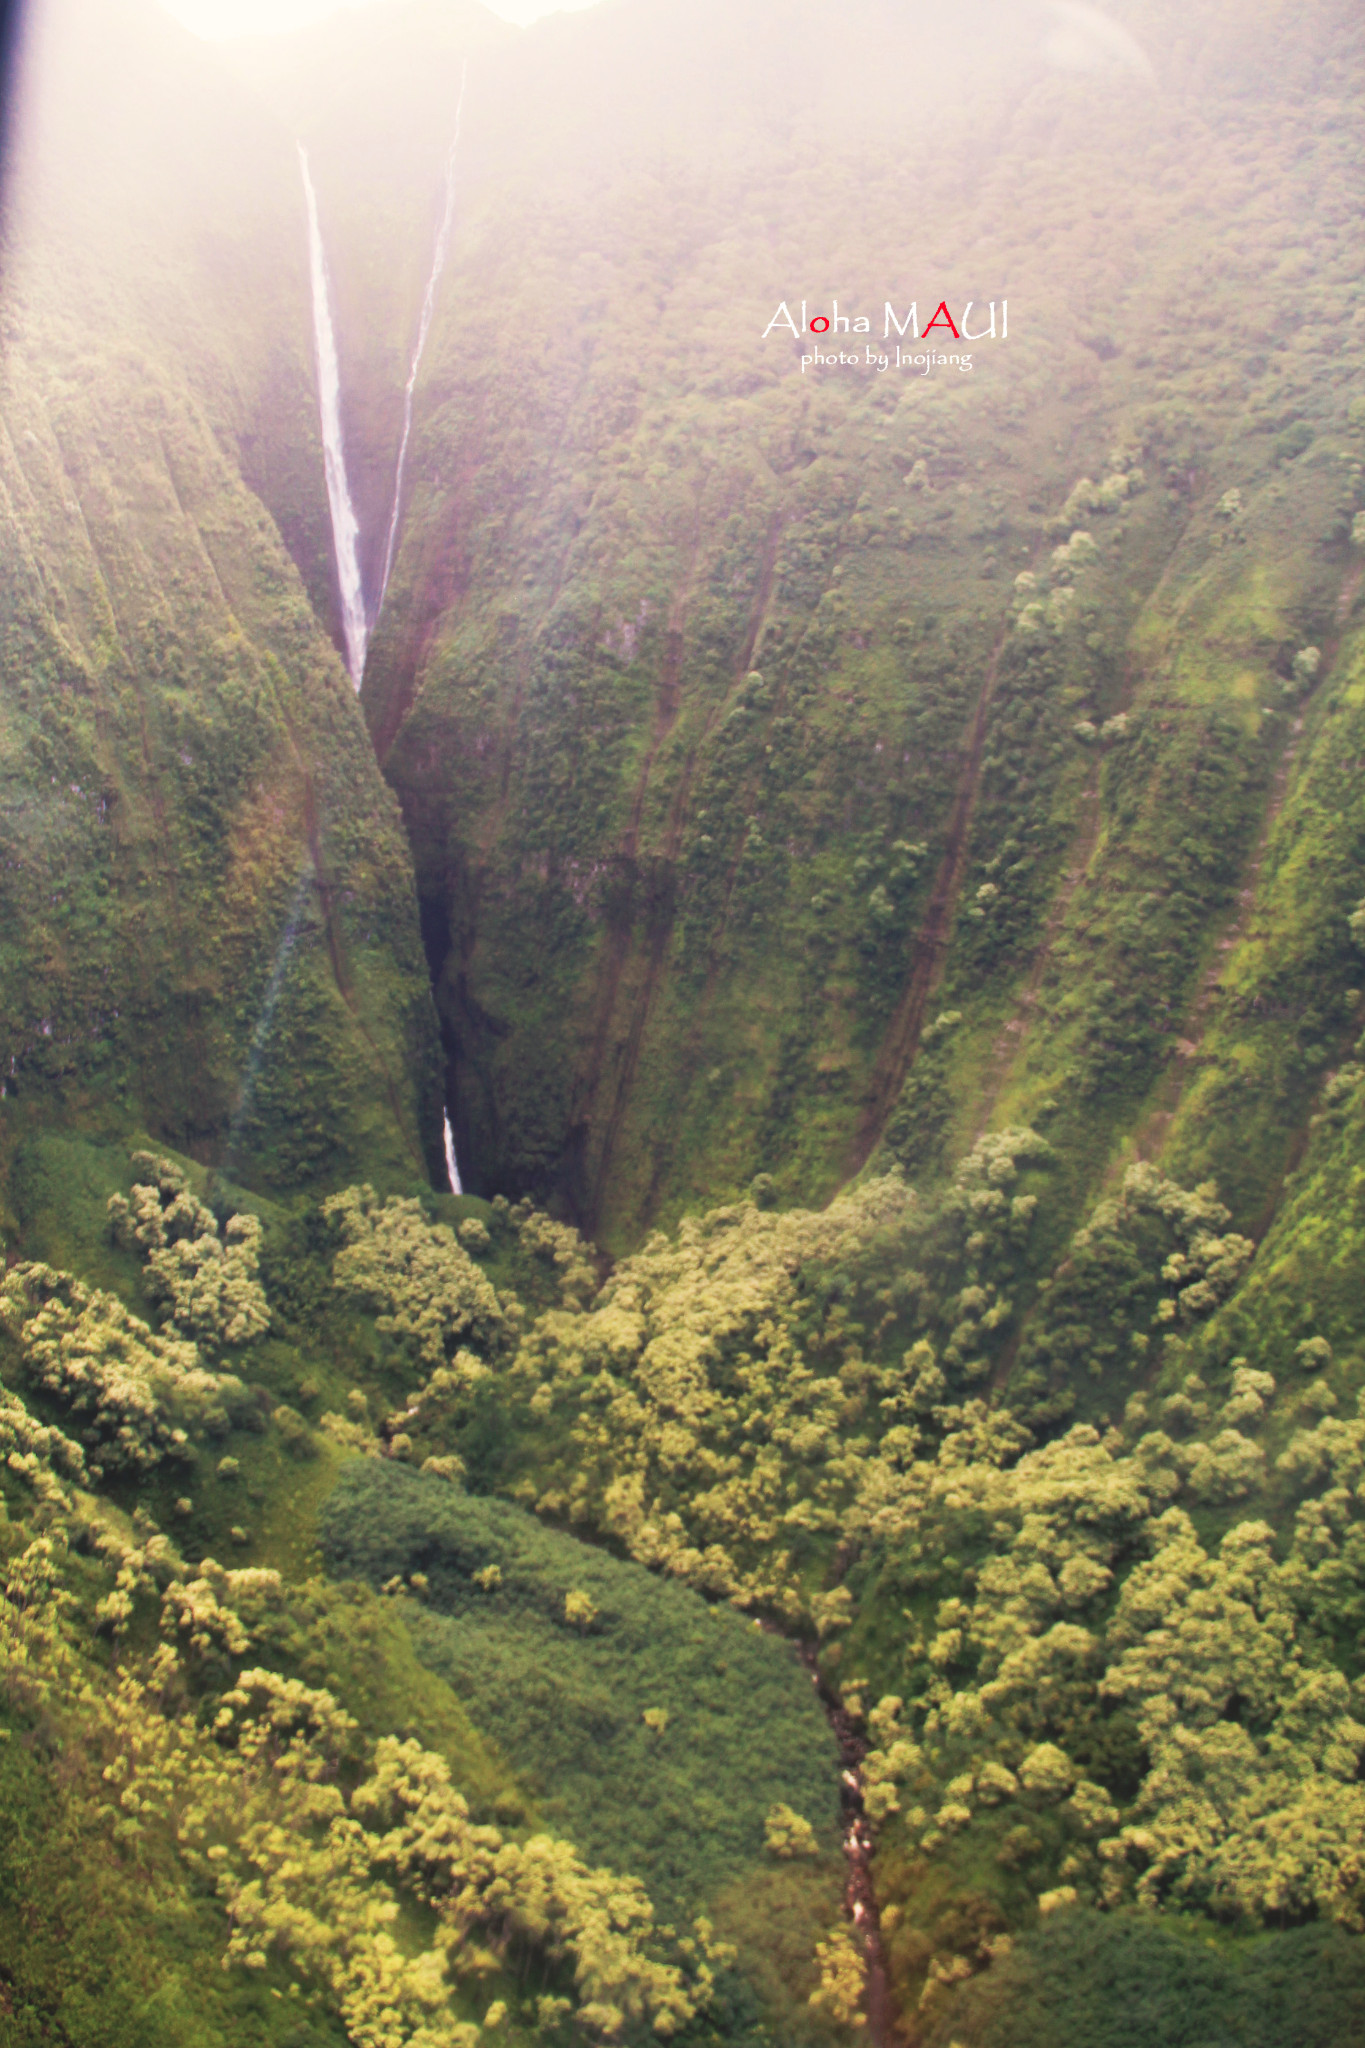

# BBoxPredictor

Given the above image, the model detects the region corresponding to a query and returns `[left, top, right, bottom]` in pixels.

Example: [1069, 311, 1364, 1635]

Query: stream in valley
[802, 1649, 905, 2047]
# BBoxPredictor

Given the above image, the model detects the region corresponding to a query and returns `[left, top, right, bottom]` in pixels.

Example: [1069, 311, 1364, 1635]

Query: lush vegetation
[922, 1912, 1365, 2048]
[321, 1460, 840, 1928]
[0, 1419, 724, 2046]
[3, 0, 1365, 2043]
[294, 1147, 1365, 2024]
[0, 1149, 851, 2045]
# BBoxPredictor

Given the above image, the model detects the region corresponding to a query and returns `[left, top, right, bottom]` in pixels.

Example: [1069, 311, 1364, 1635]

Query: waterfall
[299, 143, 369, 687]
[443, 1108, 463, 1195]
[299, 95, 471, 1196]
[403, 67, 471, 1202]
[224, 865, 314, 1171]
[377, 59, 469, 611]
[298, 67, 469, 671]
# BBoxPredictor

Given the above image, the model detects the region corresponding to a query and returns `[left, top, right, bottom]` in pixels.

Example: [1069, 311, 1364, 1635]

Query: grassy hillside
[323, 1461, 841, 1949]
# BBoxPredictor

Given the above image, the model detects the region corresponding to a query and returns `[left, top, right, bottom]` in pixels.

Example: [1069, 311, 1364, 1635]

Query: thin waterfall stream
[443, 1108, 463, 1195]
[379, 58, 469, 610]
[299, 142, 368, 687]
[299, 89, 471, 1188]
[222, 866, 314, 1174]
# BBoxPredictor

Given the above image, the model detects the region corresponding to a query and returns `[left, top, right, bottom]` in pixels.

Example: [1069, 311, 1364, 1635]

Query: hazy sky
[158, 0, 603, 35]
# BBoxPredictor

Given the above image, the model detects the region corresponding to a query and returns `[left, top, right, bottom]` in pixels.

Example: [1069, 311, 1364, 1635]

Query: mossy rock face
[0, 0, 443, 1207]
[6, 0, 1361, 1269]
[0, 332, 442, 1193]
[215, 0, 1352, 1255]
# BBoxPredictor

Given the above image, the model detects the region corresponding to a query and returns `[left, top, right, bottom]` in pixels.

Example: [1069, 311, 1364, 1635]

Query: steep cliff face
[6, 0, 1357, 1258]
[2, 6, 1365, 2046]
[219, 0, 512, 609]
[0, 0, 443, 1208]
[311, 0, 1365, 1251]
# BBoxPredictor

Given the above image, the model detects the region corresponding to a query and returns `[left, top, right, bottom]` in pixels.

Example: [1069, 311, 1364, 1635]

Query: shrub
[765, 1804, 819, 1858]
[323, 1186, 505, 1366]
[108, 1155, 269, 1349]
[0, 1263, 249, 1474]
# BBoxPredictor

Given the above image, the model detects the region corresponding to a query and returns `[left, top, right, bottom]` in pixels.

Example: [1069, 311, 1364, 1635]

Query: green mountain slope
[3, 0, 1365, 2045]
[282, 0, 1362, 1257]
[0, 0, 443, 1203]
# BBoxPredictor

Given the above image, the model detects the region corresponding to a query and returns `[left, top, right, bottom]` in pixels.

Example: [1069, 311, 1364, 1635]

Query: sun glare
[156, 0, 602, 37]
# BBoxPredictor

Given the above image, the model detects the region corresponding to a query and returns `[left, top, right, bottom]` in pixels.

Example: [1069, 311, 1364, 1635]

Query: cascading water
[388, 68, 469, 1202]
[377, 59, 469, 610]
[299, 143, 369, 687]
[442, 1109, 463, 1195]
[223, 866, 314, 1172]
[299, 87, 471, 1191]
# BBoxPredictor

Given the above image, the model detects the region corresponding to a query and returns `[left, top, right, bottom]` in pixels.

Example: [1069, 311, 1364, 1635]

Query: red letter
[810, 316, 830, 333]
[922, 301, 960, 338]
